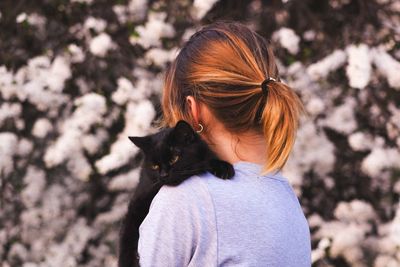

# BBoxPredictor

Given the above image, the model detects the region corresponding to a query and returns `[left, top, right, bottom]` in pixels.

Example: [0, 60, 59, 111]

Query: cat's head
[128, 120, 207, 184]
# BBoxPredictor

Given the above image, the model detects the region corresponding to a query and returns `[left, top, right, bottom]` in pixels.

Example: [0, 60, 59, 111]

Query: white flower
[68, 44, 85, 63]
[129, 12, 175, 49]
[305, 97, 325, 115]
[21, 166, 46, 208]
[42, 218, 92, 265]
[44, 93, 106, 179]
[316, 221, 368, 264]
[22, 81, 44, 110]
[66, 151, 92, 181]
[370, 46, 400, 89]
[84, 16, 107, 33]
[389, 205, 400, 246]
[181, 28, 197, 42]
[307, 50, 347, 80]
[361, 147, 400, 177]
[89, 33, 115, 57]
[4, 55, 71, 111]
[283, 120, 335, 189]
[132, 67, 164, 96]
[25, 13, 46, 28]
[303, 30, 316, 41]
[16, 13, 27, 23]
[127, 0, 148, 21]
[111, 77, 136, 105]
[334, 200, 376, 223]
[308, 213, 324, 228]
[311, 238, 330, 263]
[286, 62, 321, 96]
[0, 66, 16, 100]
[374, 255, 400, 267]
[191, 0, 219, 20]
[112, 69, 163, 105]
[273, 27, 300, 55]
[94, 202, 128, 225]
[387, 103, 400, 140]
[95, 100, 156, 174]
[322, 98, 357, 134]
[17, 138, 33, 157]
[113, 0, 148, 24]
[145, 47, 178, 68]
[72, 92, 107, 123]
[108, 168, 140, 191]
[27, 54, 51, 69]
[0, 132, 18, 177]
[47, 56, 72, 92]
[0, 102, 22, 127]
[113, 5, 128, 24]
[44, 129, 81, 169]
[346, 44, 371, 89]
[348, 132, 374, 151]
[8, 243, 28, 263]
[81, 129, 108, 155]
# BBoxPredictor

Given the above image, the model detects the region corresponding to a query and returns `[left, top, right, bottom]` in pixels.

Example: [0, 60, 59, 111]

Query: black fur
[118, 120, 235, 267]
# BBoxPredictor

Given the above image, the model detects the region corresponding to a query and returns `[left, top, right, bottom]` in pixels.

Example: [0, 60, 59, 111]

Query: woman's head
[159, 21, 304, 174]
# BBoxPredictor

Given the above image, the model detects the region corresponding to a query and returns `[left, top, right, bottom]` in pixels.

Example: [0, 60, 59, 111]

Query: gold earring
[196, 123, 204, 134]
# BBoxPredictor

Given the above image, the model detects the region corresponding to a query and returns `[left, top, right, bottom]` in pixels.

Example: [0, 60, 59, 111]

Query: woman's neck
[202, 123, 267, 165]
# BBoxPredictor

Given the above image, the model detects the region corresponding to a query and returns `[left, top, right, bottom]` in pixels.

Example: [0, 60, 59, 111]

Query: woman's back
[138, 161, 311, 266]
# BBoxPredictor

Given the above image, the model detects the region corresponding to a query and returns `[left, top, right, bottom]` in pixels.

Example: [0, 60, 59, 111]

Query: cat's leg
[161, 160, 234, 186]
[175, 159, 234, 180]
[208, 159, 235, 179]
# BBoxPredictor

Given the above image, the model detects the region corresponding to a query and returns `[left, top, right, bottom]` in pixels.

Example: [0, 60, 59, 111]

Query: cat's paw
[209, 159, 235, 180]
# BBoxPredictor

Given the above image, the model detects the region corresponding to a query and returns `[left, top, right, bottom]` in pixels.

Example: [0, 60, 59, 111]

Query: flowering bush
[0, 0, 399, 266]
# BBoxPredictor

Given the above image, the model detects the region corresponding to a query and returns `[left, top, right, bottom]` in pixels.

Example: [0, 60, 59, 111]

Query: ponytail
[260, 81, 304, 175]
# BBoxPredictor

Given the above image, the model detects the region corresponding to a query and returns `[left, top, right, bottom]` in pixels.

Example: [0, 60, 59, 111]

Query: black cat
[118, 120, 235, 267]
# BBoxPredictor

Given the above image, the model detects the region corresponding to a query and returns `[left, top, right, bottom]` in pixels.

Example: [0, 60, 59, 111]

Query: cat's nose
[160, 170, 168, 178]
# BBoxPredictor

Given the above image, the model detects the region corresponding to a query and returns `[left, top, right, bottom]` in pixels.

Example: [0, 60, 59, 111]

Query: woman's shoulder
[150, 173, 216, 212]
[153, 162, 291, 201]
[151, 161, 294, 212]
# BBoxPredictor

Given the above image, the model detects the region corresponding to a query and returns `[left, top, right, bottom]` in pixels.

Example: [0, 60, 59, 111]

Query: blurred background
[0, 0, 399, 266]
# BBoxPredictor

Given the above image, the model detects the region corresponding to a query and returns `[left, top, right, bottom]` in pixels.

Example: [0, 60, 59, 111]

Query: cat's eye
[169, 155, 179, 165]
[151, 164, 159, 170]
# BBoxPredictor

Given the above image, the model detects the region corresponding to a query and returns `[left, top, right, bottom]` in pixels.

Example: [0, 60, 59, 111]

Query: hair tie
[260, 77, 276, 96]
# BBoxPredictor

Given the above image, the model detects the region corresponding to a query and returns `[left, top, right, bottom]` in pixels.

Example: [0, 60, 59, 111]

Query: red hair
[158, 21, 304, 174]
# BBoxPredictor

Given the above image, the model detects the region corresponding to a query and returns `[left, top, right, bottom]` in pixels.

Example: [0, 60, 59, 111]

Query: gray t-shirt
[138, 161, 311, 266]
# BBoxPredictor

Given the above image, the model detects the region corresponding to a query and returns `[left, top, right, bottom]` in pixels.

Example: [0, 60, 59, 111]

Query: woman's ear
[186, 96, 200, 125]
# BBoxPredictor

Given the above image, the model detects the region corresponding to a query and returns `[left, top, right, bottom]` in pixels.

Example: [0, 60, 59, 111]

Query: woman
[137, 21, 311, 266]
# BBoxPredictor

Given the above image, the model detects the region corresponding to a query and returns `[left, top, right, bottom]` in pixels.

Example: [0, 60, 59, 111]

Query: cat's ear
[128, 136, 151, 150]
[171, 120, 195, 145]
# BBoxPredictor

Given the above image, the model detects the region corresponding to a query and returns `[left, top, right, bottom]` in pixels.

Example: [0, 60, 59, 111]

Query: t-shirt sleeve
[137, 176, 217, 267]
